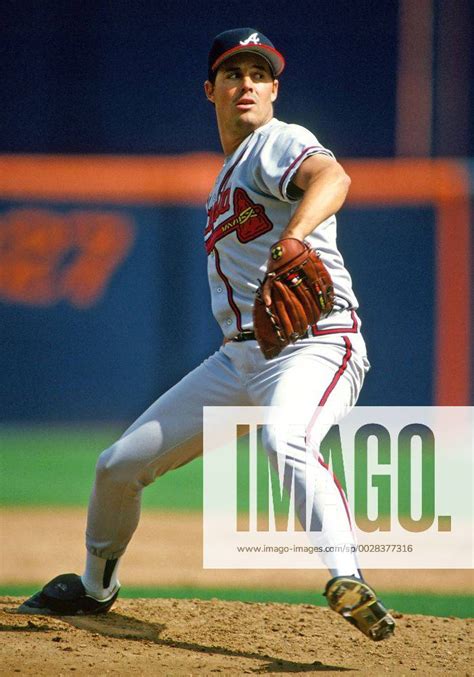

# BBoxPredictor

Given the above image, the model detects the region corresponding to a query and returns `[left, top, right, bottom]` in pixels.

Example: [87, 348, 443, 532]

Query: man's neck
[218, 117, 273, 157]
[219, 125, 252, 157]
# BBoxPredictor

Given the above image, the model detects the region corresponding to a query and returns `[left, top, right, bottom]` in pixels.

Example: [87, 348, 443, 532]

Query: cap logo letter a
[240, 32, 260, 46]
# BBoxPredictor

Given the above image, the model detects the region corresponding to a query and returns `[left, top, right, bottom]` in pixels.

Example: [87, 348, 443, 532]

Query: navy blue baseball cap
[208, 28, 285, 81]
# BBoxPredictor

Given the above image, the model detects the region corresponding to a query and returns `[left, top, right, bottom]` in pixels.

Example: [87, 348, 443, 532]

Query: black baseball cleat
[17, 573, 120, 616]
[324, 576, 395, 641]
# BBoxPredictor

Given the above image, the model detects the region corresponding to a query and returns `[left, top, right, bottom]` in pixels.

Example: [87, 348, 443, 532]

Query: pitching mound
[1, 597, 472, 675]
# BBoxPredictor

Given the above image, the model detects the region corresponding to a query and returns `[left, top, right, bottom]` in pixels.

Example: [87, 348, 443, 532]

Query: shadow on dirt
[0, 623, 60, 632]
[3, 602, 353, 673]
[65, 611, 352, 673]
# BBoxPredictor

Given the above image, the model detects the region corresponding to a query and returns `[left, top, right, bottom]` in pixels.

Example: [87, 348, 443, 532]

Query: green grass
[1, 584, 472, 618]
[0, 425, 202, 510]
[0, 425, 329, 512]
[0, 424, 435, 518]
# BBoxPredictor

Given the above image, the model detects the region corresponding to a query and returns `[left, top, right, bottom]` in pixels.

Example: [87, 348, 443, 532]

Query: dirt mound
[0, 597, 472, 675]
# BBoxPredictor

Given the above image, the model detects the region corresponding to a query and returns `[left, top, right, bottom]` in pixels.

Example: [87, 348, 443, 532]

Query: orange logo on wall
[0, 208, 135, 307]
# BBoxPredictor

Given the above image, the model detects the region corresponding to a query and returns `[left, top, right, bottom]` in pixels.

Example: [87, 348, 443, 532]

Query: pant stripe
[306, 336, 354, 529]
[318, 336, 353, 406]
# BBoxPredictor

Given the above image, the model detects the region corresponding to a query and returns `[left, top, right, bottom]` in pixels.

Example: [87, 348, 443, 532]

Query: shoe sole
[17, 602, 114, 616]
[17, 590, 119, 616]
[325, 577, 395, 641]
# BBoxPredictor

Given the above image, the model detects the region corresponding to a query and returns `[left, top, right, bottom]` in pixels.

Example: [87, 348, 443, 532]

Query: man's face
[205, 53, 279, 135]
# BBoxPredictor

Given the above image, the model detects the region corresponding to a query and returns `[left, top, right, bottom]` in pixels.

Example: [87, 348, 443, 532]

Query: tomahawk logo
[205, 188, 273, 254]
[240, 33, 260, 46]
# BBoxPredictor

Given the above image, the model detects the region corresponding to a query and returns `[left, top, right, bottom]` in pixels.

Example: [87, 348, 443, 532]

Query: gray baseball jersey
[83, 117, 368, 582]
[205, 117, 359, 338]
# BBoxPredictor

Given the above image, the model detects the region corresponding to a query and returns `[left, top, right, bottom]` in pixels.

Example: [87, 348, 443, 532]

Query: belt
[224, 327, 320, 344]
[225, 327, 314, 344]
[224, 330, 256, 344]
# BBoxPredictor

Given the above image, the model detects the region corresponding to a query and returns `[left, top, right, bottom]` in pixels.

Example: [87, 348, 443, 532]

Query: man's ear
[271, 79, 279, 103]
[204, 80, 215, 103]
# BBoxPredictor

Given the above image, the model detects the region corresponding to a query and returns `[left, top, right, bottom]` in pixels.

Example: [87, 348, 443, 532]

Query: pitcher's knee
[95, 443, 139, 487]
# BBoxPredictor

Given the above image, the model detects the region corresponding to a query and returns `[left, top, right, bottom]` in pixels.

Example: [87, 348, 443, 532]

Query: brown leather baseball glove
[253, 238, 335, 359]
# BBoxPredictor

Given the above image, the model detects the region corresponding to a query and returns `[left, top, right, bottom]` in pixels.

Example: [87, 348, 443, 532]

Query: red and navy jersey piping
[312, 310, 359, 337]
[278, 145, 334, 198]
[213, 247, 243, 332]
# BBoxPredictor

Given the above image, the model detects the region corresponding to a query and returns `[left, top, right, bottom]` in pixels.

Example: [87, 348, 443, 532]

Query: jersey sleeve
[255, 124, 335, 202]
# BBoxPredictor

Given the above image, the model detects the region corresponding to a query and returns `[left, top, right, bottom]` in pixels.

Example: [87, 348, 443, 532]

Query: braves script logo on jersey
[205, 188, 273, 254]
[207, 188, 231, 233]
[240, 33, 260, 45]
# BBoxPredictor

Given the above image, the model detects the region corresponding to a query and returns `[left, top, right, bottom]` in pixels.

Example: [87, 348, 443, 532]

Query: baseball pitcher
[19, 28, 395, 641]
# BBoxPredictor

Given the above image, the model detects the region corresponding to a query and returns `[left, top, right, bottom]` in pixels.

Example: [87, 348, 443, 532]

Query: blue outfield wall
[0, 201, 437, 422]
